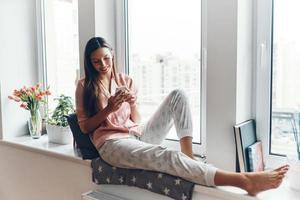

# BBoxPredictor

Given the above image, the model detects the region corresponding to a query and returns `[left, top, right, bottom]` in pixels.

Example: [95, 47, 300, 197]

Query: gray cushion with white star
[91, 157, 195, 200]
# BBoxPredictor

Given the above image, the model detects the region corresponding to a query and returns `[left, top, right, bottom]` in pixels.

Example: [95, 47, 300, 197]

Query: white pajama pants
[99, 89, 217, 186]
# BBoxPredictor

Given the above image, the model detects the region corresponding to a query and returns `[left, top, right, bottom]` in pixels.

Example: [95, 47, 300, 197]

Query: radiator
[82, 191, 126, 200]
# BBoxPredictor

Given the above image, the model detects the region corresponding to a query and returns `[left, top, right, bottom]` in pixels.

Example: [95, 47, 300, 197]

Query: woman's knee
[169, 89, 188, 101]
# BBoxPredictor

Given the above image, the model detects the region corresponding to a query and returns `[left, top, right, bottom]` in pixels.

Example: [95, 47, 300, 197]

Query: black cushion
[66, 113, 100, 160]
[91, 157, 195, 200]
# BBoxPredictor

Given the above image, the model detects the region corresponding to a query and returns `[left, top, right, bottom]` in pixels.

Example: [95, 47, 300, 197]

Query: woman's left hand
[122, 87, 141, 123]
[123, 89, 137, 107]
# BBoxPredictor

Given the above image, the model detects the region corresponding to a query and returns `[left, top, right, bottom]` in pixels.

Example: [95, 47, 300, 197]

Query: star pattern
[106, 177, 110, 183]
[92, 159, 195, 200]
[98, 166, 102, 173]
[146, 182, 153, 189]
[157, 173, 163, 179]
[181, 193, 187, 200]
[175, 178, 181, 185]
[131, 176, 136, 183]
[119, 176, 124, 184]
[163, 187, 170, 195]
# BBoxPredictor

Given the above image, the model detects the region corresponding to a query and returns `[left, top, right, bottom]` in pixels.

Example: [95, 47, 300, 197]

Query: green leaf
[47, 94, 74, 127]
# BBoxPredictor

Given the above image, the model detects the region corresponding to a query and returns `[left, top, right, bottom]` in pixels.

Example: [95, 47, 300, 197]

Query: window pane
[127, 0, 201, 143]
[271, 0, 300, 156]
[44, 0, 79, 110]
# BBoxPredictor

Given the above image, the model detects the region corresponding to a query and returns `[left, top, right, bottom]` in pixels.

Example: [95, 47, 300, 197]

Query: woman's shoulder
[75, 78, 85, 98]
[76, 78, 85, 88]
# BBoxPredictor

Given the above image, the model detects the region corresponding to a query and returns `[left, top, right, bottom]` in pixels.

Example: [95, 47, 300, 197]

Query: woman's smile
[99, 65, 110, 73]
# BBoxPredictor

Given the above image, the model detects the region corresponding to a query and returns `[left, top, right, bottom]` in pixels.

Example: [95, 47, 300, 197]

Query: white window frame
[254, 0, 286, 168]
[115, 0, 207, 156]
[35, 0, 50, 120]
[36, 0, 48, 90]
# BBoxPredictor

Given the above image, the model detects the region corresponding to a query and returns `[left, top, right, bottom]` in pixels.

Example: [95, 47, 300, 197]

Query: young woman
[75, 37, 289, 196]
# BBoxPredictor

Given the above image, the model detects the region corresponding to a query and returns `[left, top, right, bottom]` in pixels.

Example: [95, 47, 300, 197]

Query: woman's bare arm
[122, 88, 141, 123]
[78, 106, 111, 134]
[130, 105, 141, 123]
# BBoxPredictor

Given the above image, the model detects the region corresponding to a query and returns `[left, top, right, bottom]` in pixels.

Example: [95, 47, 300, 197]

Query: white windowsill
[0, 135, 90, 166]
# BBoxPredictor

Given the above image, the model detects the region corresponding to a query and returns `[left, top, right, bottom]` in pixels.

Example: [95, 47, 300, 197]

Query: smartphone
[115, 86, 128, 94]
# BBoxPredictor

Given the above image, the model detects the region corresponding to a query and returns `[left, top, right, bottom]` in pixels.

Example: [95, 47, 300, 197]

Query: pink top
[75, 73, 142, 149]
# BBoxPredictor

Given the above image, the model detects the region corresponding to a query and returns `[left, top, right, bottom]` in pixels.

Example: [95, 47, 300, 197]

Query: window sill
[0, 135, 90, 166]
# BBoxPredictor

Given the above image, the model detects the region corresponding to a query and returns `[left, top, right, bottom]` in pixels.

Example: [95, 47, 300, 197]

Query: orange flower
[35, 83, 41, 89]
[14, 97, 21, 102]
[39, 91, 45, 96]
[35, 94, 42, 101]
[8, 84, 51, 111]
[13, 90, 22, 97]
[20, 103, 28, 109]
[45, 90, 51, 95]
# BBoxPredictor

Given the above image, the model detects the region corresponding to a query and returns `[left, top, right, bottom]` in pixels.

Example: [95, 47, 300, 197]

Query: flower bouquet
[8, 83, 51, 139]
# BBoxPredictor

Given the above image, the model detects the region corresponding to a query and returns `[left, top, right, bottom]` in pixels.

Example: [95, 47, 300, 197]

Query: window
[126, 0, 202, 144]
[43, 0, 79, 111]
[270, 0, 300, 157]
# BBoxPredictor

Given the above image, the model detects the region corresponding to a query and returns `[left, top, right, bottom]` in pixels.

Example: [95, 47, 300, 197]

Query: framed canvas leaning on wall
[247, 141, 265, 172]
[233, 119, 259, 172]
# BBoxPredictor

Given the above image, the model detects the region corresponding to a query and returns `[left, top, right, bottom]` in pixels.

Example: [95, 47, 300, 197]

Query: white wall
[95, 0, 116, 50]
[0, 0, 38, 139]
[0, 144, 93, 200]
[205, 0, 253, 171]
[206, 0, 238, 170]
[78, 0, 96, 78]
[236, 0, 253, 123]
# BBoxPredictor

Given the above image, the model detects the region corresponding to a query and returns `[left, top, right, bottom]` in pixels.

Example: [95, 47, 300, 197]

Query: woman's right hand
[106, 91, 126, 112]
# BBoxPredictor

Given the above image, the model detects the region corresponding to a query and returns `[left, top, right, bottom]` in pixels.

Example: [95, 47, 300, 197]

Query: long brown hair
[83, 37, 119, 116]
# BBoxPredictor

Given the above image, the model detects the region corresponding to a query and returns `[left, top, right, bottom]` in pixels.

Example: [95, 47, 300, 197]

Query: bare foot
[242, 165, 289, 196]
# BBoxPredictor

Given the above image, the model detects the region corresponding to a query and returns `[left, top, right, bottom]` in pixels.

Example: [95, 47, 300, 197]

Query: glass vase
[28, 109, 42, 139]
